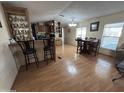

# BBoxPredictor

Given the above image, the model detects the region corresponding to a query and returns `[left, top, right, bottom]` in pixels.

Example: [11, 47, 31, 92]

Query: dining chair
[89, 39, 101, 56]
[85, 37, 88, 40]
[76, 38, 84, 53]
[17, 40, 39, 70]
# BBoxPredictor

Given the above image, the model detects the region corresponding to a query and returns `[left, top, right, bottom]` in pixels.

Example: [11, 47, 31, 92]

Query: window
[101, 23, 123, 50]
[76, 27, 86, 38]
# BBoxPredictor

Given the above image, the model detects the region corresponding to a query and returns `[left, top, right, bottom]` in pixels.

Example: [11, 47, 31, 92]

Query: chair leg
[51, 49, 55, 61]
[50, 49, 54, 60]
[92, 48, 97, 56]
[27, 55, 30, 65]
[77, 46, 78, 53]
[24, 55, 28, 70]
[50, 50, 52, 59]
[79, 46, 82, 54]
[112, 73, 124, 82]
[46, 52, 48, 64]
[35, 53, 39, 66]
[80, 46, 82, 53]
[44, 51, 46, 61]
[44, 51, 48, 64]
[52, 49, 55, 60]
[34, 53, 39, 68]
[94, 49, 97, 56]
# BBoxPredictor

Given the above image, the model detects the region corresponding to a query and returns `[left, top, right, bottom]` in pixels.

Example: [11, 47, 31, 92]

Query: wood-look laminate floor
[12, 44, 124, 92]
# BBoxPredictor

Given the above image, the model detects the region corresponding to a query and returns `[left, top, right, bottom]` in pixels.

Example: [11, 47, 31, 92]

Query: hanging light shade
[68, 23, 77, 27]
[68, 19, 77, 27]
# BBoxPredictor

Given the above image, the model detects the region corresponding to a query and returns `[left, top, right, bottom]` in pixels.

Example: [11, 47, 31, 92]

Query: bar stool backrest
[43, 38, 54, 48]
[17, 40, 34, 53]
[89, 37, 96, 40]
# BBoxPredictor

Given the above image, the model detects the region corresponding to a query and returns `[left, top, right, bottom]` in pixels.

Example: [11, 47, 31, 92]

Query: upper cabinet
[34, 20, 62, 39]
[44, 20, 56, 34]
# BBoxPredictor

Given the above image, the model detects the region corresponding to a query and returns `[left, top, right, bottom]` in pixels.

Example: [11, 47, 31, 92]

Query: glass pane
[76, 27, 86, 38]
[103, 27, 122, 37]
[101, 36, 119, 50]
[81, 27, 86, 38]
[101, 23, 123, 50]
[76, 28, 82, 38]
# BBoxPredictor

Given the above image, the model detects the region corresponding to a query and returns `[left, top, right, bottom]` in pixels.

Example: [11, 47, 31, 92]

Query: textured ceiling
[3, 1, 124, 26]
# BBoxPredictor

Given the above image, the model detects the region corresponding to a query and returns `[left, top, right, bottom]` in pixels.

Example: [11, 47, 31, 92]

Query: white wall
[64, 27, 76, 46]
[0, 3, 18, 91]
[65, 11, 124, 56]
[79, 11, 124, 46]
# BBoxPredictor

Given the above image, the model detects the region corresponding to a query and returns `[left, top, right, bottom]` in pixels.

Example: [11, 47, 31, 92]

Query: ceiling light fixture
[59, 15, 64, 17]
[68, 18, 77, 27]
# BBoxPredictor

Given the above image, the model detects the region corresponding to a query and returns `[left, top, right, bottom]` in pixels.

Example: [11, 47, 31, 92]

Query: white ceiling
[3, 1, 124, 26]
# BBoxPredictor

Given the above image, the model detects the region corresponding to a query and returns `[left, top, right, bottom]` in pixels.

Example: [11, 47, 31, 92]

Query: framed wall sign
[3, 4, 32, 41]
[90, 21, 99, 31]
[0, 22, 2, 28]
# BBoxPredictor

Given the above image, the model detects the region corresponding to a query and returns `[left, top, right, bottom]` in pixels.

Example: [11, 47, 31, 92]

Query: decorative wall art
[3, 5, 31, 41]
[0, 21, 2, 28]
[8, 15, 30, 41]
[90, 21, 99, 31]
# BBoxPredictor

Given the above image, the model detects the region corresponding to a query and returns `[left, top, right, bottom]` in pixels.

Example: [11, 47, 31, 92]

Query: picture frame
[90, 21, 99, 31]
[0, 22, 2, 28]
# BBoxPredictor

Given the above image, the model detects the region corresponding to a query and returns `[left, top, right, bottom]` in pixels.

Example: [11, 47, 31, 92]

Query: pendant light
[68, 18, 77, 27]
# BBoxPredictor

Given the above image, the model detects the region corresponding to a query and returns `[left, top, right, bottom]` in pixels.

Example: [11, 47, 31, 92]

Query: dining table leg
[83, 42, 87, 53]
[82, 42, 90, 54]
[79, 46, 82, 54]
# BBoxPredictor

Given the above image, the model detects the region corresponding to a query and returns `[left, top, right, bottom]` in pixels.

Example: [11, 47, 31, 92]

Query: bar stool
[17, 40, 39, 70]
[43, 38, 54, 64]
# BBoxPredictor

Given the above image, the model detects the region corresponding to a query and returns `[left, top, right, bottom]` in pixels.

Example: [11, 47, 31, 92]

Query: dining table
[75, 38, 99, 54]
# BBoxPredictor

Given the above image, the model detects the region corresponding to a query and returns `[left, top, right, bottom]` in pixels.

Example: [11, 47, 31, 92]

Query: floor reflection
[95, 59, 111, 79]
[66, 61, 77, 75]
[67, 65, 77, 75]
